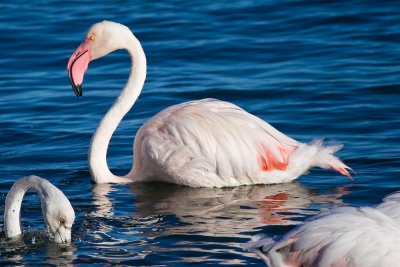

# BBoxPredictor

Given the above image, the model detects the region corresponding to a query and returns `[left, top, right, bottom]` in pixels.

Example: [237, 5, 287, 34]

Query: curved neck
[88, 33, 146, 183]
[4, 176, 49, 238]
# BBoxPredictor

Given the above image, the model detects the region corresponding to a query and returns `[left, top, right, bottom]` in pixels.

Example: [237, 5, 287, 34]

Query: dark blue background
[0, 1, 399, 265]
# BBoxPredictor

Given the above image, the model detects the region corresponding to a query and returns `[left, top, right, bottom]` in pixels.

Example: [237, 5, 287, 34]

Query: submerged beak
[67, 40, 92, 97]
[54, 226, 72, 244]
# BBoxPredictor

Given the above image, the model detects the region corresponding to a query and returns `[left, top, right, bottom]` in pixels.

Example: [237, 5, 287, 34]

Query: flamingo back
[245, 206, 400, 267]
[132, 99, 299, 187]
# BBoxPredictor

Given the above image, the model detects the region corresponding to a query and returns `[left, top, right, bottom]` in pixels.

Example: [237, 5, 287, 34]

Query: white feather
[244, 193, 400, 267]
[376, 192, 400, 224]
[133, 99, 351, 187]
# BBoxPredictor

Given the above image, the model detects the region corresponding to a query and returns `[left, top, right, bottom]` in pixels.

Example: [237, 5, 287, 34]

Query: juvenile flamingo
[4, 176, 75, 243]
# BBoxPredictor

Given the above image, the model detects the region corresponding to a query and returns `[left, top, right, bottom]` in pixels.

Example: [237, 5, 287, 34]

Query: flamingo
[3, 175, 75, 243]
[243, 192, 400, 267]
[67, 21, 351, 187]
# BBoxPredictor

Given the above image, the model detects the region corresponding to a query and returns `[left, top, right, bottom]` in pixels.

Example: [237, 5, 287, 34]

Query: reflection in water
[90, 183, 116, 219]
[46, 245, 77, 266]
[0, 231, 76, 266]
[82, 182, 350, 264]
[130, 182, 348, 235]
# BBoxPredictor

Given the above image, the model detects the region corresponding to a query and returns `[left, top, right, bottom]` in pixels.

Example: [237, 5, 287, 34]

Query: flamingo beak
[67, 40, 92, 97]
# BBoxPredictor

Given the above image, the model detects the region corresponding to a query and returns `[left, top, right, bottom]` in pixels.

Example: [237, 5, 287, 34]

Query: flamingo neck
[88, 33, 146, 183]
[4, 176, 49, 238]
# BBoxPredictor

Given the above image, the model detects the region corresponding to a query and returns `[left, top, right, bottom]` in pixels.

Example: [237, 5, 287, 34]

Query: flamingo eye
[88, 33, 96, 41]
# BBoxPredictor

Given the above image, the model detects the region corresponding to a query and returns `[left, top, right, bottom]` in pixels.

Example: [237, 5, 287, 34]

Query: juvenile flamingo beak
[67, 40, 92, 97]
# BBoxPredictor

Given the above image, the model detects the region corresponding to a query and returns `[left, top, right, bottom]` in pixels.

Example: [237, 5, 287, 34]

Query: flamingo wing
[376, 192, 400, 224]
[133, 99, 299, 187]
[247, 206, 400, 267]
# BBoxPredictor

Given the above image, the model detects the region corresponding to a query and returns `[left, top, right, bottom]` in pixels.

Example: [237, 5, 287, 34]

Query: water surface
[0, 1, 399, 265]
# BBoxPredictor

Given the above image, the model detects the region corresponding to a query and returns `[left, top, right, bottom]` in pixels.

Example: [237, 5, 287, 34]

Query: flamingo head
[67, 21, 133, 97]
[43, 187, 75, 244]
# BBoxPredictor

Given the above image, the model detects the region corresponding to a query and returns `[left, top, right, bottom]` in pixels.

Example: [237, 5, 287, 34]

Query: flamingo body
[132, 99, 298, 187]
[244, 193, 400, 267]
[67, 21, 351, 187]
[132, 99, 347, 187]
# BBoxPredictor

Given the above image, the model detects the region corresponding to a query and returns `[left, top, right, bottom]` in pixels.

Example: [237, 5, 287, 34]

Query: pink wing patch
[259, 146, 295, 171]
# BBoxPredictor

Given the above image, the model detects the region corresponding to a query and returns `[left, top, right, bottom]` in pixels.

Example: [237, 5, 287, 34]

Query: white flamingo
[243, 192, 400, 267]
[3, 175, 75, 243]
[67, 21, 351, 187]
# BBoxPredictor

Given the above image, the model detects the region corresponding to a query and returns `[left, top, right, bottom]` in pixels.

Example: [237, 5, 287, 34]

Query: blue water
[0, 0, 399, 265]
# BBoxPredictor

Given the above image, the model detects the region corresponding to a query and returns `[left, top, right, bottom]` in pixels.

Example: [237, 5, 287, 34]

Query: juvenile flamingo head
[44, 195, 75, 243]
[41, 179, 76, 243]
[4, 176, 76, 244]
[67, 21, 133, 97]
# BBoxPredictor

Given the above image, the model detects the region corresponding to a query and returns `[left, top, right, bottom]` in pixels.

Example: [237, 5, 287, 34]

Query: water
[0, 0, 399, 265]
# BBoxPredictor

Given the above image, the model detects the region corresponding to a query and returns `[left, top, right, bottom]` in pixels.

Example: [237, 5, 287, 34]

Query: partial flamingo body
[3, 175, 75, 243]
[67, 21, 351, 187]
[243, 192, 400, 267]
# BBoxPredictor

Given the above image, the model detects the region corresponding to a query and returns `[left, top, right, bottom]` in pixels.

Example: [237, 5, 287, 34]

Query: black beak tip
[73, 84, 82, 97]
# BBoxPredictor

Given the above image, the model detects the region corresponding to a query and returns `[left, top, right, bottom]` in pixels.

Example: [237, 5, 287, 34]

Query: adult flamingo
[243, 192, 400, 267]
[67, 21, 351, 187]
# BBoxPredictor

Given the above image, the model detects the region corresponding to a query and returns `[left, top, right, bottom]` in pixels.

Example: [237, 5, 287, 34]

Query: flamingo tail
[295, 140, 353, 179]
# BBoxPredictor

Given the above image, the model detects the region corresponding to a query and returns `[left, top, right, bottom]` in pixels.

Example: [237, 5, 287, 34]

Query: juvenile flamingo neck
[4, 176, 48, 238]
[88, 34, 146, 183]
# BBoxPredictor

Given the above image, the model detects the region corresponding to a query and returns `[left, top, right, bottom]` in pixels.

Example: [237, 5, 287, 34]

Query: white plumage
[133, 99, 349, 187]
[3, 176, 75, 243]
[243, 192, 400, 267]
[67, 21, 351, 187]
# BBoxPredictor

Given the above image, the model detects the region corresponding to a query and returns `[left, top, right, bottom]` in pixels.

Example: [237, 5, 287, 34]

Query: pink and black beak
[67, 40, 92, 97]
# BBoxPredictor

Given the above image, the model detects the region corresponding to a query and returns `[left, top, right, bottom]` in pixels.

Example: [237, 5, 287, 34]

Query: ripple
[1, 0, 400, 265]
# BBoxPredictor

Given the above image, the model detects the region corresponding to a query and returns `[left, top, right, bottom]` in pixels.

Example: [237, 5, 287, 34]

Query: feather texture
[132, 99, 351, 187]
[244, 193, 400, 266]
